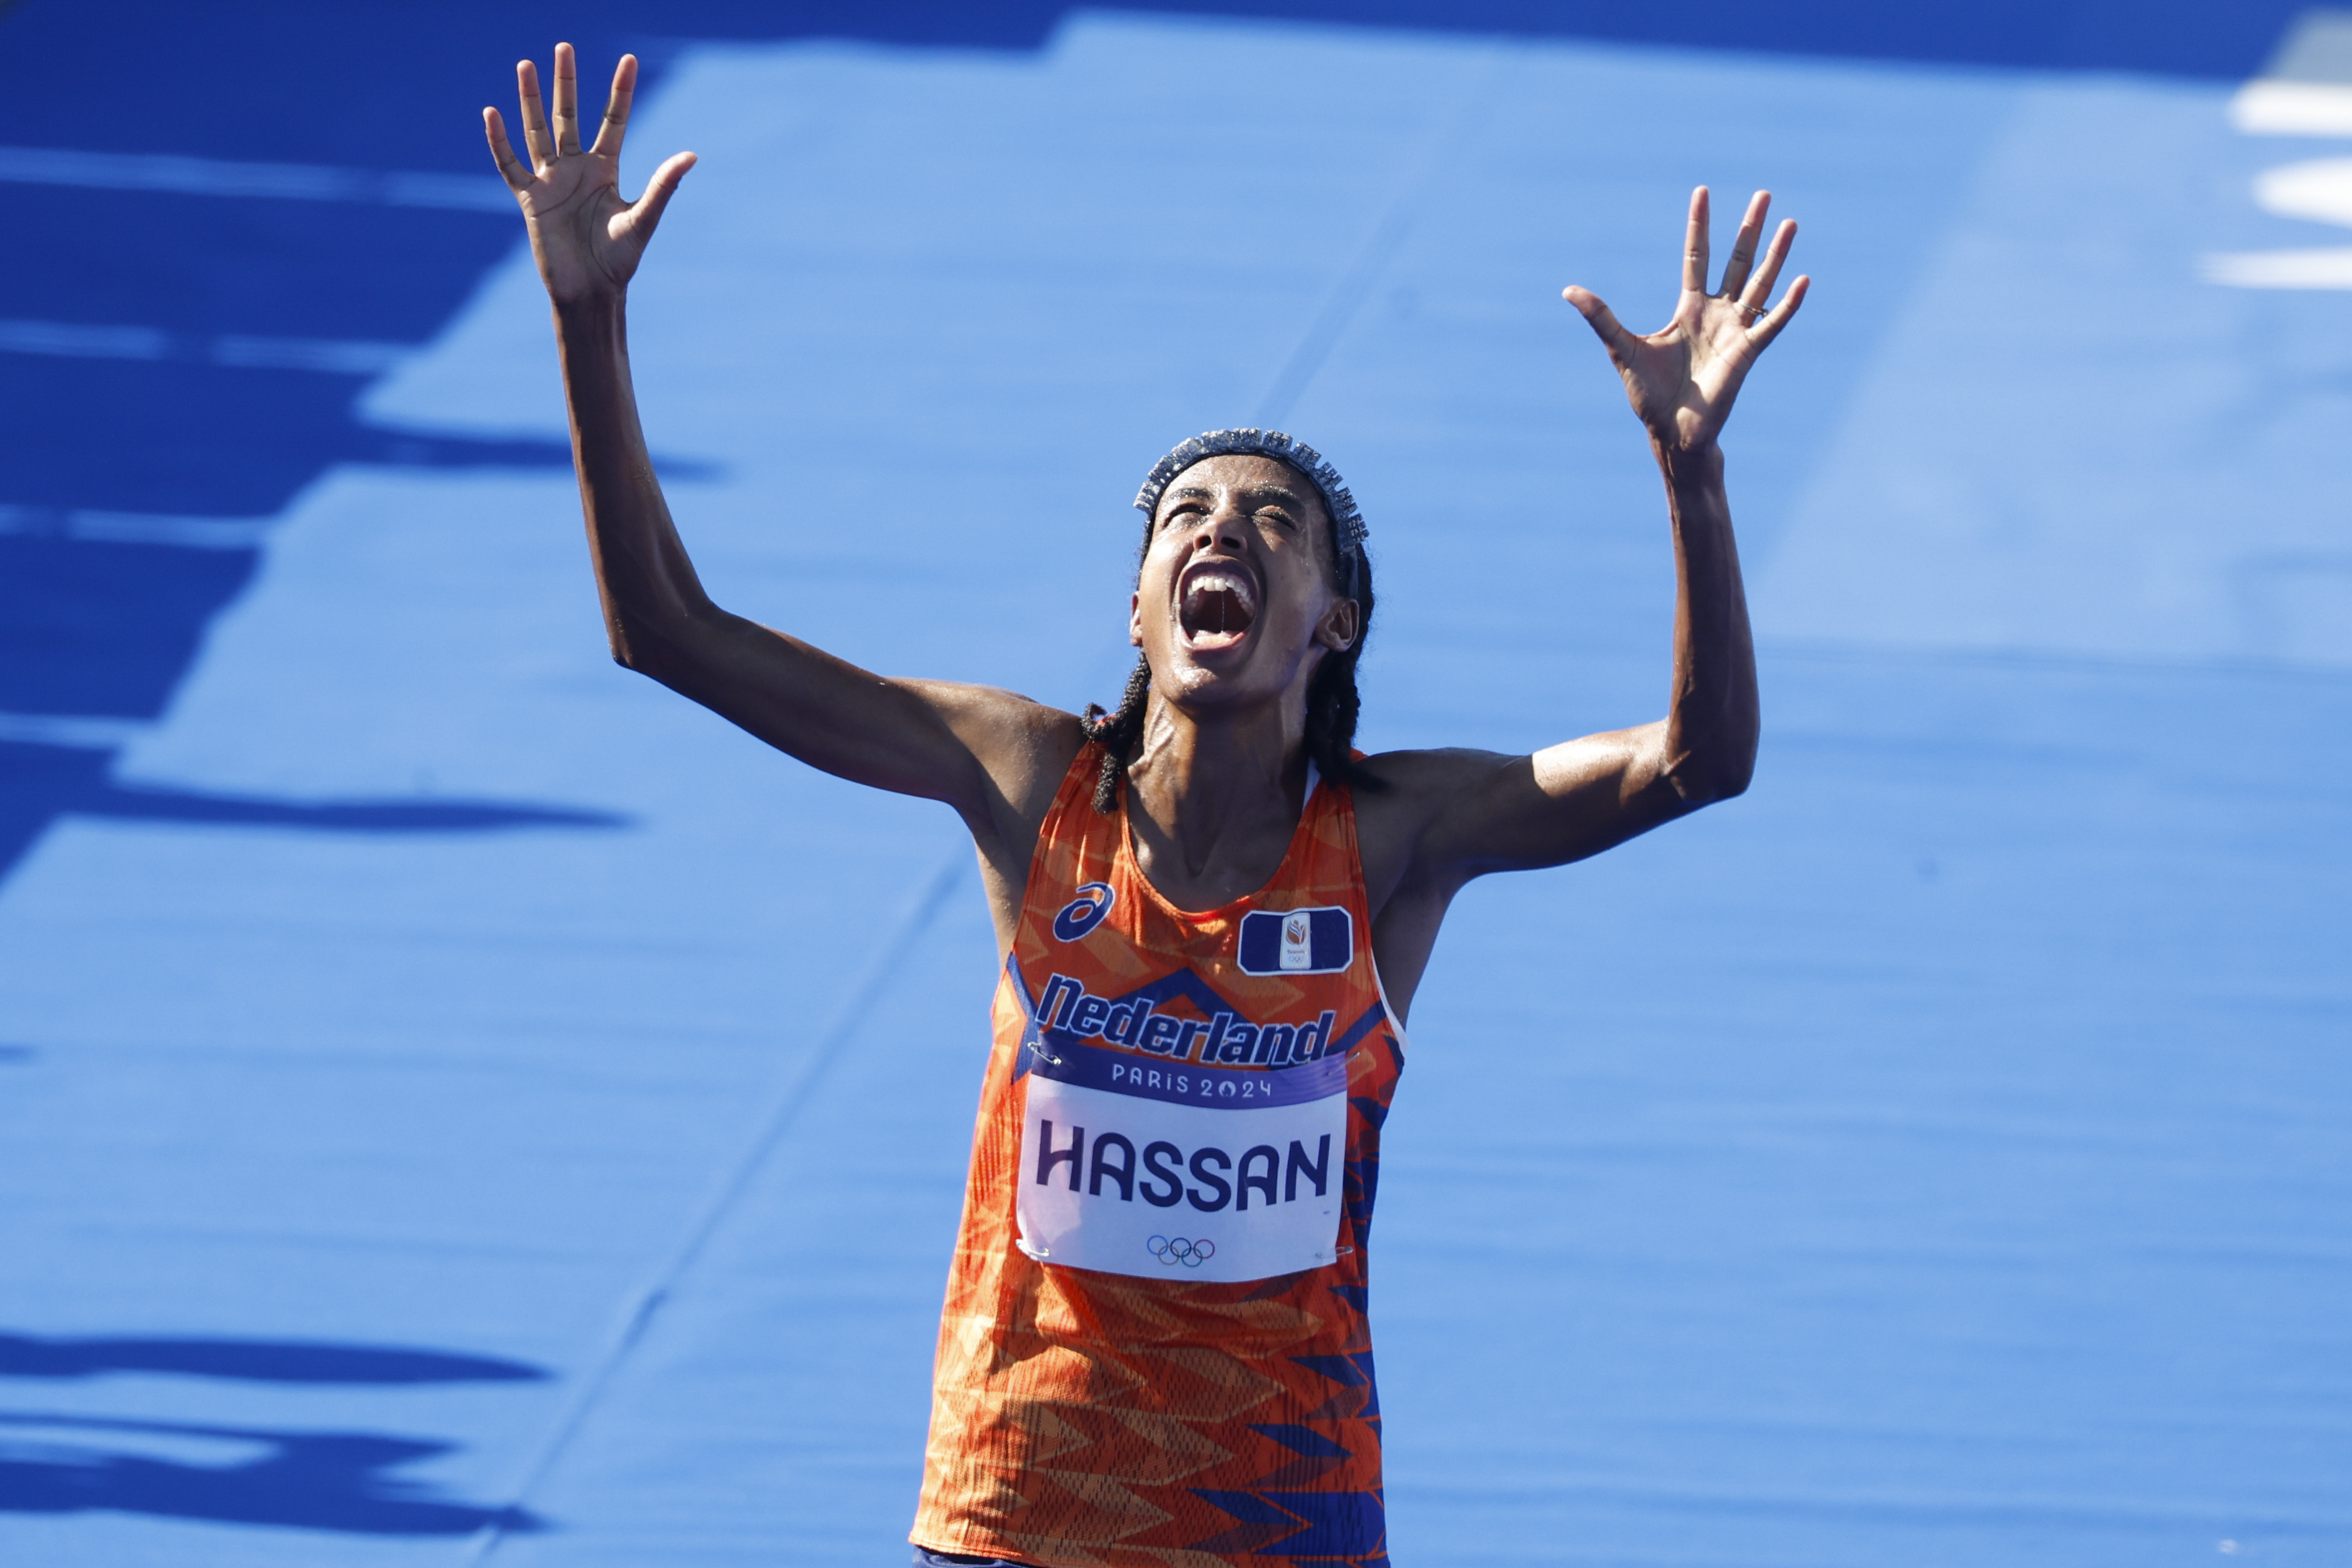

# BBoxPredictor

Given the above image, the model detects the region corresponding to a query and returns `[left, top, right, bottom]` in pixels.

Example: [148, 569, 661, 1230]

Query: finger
[588, 53, 638, 158]
[1717, 190, 1770, 299]
[1681, 185, 1709, 295]
[482, 107, 532, 192]
[1746, 274, 1810, 350]
[553, 41, 581, 157]
[515, 59, 552, 167]
[1740, 219, 1797, 312]
[1562, 285, 1639, 359]
[621, 150, 697, 241]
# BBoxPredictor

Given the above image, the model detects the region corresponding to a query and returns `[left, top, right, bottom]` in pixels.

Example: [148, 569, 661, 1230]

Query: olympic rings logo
[1147, 1235, 1216, 1268]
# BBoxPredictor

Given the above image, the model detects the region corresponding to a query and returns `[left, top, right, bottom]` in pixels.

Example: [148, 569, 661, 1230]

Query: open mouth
[1178, 567, 1258, 648]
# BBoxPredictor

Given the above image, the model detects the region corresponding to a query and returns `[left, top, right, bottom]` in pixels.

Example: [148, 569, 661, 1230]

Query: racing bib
[1015, 1034, 1348, 1284]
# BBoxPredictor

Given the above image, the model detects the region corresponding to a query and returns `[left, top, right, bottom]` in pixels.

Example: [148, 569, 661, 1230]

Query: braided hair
[1082, 489, 1378, 814]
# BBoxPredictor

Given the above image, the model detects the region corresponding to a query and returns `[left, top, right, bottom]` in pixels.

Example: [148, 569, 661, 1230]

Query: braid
[1089, 472, 1380, 813]
[1082, 653, 1152, 813]
[1305, 547, 1381, 793]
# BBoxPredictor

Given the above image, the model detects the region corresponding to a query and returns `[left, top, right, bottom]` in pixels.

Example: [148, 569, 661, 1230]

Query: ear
[1315, 596, 1360, 654]
[1130, 589, 1143, 648]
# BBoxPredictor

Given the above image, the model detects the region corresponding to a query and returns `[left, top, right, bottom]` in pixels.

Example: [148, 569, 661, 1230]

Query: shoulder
[895, 678, 1086, 753]
[1346, 746, 1521, 892]
[896, 678, 1091, 825]
[1350, 746, 1522, 818]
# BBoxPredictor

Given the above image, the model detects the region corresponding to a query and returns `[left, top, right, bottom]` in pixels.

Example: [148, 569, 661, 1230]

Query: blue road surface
[2, 3, 2348, 1564]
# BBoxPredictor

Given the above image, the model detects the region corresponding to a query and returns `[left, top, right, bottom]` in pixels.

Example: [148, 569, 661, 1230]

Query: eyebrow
[1162, 484, 1311, 512]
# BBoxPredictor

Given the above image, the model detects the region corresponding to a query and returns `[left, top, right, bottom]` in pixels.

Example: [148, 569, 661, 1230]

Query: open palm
[484, 45, 696, 304]
[1564, 188, 1808, 454]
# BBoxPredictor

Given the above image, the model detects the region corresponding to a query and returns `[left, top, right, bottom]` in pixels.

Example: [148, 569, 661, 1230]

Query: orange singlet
[913, 742, 1406, 1568]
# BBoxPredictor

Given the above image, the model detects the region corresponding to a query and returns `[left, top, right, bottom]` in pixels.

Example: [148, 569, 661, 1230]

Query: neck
[1123, 687, 1310, 906]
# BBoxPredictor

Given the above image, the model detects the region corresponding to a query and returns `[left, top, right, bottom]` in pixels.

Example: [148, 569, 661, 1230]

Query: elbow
[1663, 684, 1759, 808]
[1710, 739, 1758, 801]
[604, 606, 678, 679]
[1704, 763, 1755, 804]
[607, 632, 650, 675]
[1671, 770, 1750, 809]
[1663, 737, 1756, 808]
[610, 638, 684, 686]
[605, 604, 718, 697]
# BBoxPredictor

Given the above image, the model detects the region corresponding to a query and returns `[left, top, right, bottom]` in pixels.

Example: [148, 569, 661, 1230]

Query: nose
[1189, 500, 1248, 555]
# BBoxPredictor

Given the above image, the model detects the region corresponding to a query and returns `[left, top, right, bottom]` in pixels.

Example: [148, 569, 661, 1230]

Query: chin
[1155, 641, 1293, 709]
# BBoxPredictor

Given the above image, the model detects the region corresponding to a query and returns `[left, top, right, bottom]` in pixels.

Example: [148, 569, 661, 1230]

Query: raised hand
[484, 45, 697, 305]
[1563, 187, 1807, 455]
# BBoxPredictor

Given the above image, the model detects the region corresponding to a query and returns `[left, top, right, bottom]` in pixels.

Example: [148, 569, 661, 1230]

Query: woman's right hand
[485, 43, 695, 306]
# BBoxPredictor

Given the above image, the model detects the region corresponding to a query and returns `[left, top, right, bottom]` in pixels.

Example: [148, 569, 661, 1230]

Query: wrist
[552, 293, 629, 364]
[1651, 433, 1723, 487]
[552, 290, 626, 329]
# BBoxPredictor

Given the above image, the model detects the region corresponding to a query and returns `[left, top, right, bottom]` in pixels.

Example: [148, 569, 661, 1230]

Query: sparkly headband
[1132, 428, 1368, 558]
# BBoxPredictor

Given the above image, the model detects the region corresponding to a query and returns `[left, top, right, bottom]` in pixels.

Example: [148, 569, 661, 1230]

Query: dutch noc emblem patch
[1238, 906, 1352, 974]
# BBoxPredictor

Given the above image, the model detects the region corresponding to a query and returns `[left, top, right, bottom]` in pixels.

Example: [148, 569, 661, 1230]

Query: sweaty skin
[484, 45, 1809, 1021]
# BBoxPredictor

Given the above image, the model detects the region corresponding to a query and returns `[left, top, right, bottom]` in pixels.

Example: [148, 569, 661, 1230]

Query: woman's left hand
[1563, 187, 1808, 455]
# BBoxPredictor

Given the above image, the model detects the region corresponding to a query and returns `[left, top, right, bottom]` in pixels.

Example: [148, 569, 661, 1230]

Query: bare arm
[484, 47, 1079, 844]
[1363, 188, 1805, 940]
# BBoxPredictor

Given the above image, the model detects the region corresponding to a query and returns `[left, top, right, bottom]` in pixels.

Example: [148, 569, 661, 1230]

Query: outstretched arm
[1364, 188, 1805, 931]
[484, 47, 1078, 842]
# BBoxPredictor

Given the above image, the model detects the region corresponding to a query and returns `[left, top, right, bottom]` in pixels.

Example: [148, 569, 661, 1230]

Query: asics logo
[1148, 1235, 1217, 1268]
[1052, 882, 1116, 942]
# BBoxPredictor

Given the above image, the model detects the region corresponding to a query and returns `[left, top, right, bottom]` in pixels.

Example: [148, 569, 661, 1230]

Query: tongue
[1184, 586, 1253, 636]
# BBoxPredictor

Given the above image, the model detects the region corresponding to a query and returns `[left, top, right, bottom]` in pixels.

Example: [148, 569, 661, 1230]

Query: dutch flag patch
[1238, 906, 1353, 976]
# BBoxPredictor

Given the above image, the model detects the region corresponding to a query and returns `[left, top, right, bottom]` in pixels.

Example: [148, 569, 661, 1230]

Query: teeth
[1188, 571, 1255, 608]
